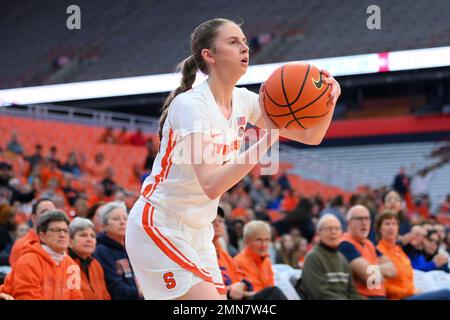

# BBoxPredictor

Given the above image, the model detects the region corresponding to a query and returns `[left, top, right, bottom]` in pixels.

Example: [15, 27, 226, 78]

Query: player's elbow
[201, 183, 221, 200]
[303, 137, 323, 146]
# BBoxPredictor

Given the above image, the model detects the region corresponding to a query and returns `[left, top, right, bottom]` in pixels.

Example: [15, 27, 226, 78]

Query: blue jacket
[93, 232, 141, 300]
[404, 244, 450, 273]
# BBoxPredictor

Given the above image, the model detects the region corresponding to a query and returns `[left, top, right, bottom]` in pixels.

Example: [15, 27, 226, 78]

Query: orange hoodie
[1, 242, 83, 300]
[234, 247, 274, 292]
[9, 229, 40, 267]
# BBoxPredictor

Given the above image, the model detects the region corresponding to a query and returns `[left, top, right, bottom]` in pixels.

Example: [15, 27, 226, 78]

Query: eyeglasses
[351, 217, 370, 222]
[319, 226, 342, 232]
[47, 227, 70, 235]
[426, 238, 439, 245]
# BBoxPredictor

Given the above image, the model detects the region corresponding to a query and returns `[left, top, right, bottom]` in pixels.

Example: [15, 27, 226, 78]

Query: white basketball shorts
[125, 197, 226, 300]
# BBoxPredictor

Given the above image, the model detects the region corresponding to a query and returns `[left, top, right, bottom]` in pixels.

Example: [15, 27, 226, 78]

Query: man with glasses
[0, 210, 83, 299]
[301, 214, 361, 299]
[338, 205, 396, 299]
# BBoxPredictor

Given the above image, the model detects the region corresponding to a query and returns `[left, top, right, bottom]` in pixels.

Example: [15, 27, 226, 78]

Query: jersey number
[163, 272, 176, 289]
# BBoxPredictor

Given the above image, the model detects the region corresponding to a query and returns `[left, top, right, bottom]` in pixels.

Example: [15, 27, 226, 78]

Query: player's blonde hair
[158, 18, 238, 140]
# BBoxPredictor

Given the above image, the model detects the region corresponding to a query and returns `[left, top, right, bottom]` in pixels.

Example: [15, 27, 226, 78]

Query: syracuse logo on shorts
[163, 272, 177, 289]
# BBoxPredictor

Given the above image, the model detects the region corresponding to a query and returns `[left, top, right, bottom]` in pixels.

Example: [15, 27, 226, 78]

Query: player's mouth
[241, 57, 249, 65]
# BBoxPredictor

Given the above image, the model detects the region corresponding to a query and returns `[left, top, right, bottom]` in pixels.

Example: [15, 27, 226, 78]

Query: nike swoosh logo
[211, 133, 222, 138]
[312, 72, 323, 89]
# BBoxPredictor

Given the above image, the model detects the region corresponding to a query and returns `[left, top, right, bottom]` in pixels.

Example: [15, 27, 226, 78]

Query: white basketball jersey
[140, 80, 261, 228]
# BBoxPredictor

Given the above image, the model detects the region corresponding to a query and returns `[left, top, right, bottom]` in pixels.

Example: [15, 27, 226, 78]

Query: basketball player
[126, 18, 341, 300]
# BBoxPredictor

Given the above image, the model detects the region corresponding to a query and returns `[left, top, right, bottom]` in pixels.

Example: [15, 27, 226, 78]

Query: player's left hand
[321, 69, 341, 107]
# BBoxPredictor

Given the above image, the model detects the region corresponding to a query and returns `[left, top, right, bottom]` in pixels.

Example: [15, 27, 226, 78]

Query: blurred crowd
[0, 129, 449, 300]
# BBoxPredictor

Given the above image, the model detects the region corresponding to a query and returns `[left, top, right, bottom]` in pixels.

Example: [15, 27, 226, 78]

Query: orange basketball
[263, 62, 332, 130]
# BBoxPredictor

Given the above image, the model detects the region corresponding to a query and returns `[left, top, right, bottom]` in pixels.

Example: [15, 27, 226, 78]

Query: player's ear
[201, 48, 215, 64]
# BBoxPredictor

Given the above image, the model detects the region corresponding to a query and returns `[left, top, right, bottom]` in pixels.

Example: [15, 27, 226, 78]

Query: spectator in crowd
[439, 194, 450, 214]
[27, 144, 44, 170]
[40, 158, 63, 188]
[280, 189, 297, 212]
[1, 220, 29, 268]
[88, 183, 110, 208]
[234, 220, 275, 292]
[229, 219, 245, 252]
[61, 152, 82, 177]
[392, 167, 410, 199]
[446, 228, 450, 255]
[99, 127, 116, 144]
[277, 170, 291, 191]
[62, 177, 79, 207]
[93, 201, 142, 300]
[301, 214, 362, 300]
[41, 177, 64, 201]
[422, 230, 449, 272]
[213, 208, 285, 300]
[116, 127, 129, 144]
[143, 138, 157, 171]
[375, 211, 450, 300]
[46, 146, 61, 169]
[9, 198, 55, 267]
[6, 132, 23, 155]
[277, 197, 315, 241]
[73, 198, 89, 219]
[296, 237, 308, 268]
[400, 225, 431, 270]
[249, 178, 271, 205]
[383, 190, 411, 235]
[319, 195, 347, 231]
[253, 202, 271, 222]
[68, 217, 111, 300]
[129, 164, 145, 186]
[101, 167, 118, 198]
[87, 153, 109, 181]
[87, 201, 106, 233]
[0, 161, 35, 205]
[0, 210, 83, 300]
[129, 128, 146, 146]
[275, 234, 300, 268]
[338, 205, 396, 299]
[0, 204, 15, 257]
[433, 223, 448, 253]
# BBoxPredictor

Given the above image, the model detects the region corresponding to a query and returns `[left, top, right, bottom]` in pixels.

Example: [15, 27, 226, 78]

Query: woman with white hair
[93, 202, 143, 300]
[69, 217, 110, 300]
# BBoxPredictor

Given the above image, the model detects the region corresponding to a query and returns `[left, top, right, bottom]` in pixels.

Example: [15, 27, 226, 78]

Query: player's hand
[258, 83, 279, 131]
[321, 69, 341, 107]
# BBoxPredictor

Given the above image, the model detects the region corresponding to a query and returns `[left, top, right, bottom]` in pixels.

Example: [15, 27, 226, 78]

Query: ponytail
[158, 55, 198, 141]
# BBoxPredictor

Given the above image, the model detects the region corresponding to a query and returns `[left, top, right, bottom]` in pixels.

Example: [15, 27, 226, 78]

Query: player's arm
[188, 113, 279, 200]
[254, 69, 340, 145]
